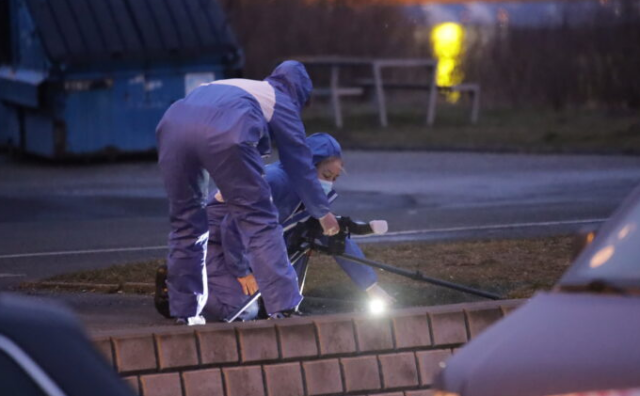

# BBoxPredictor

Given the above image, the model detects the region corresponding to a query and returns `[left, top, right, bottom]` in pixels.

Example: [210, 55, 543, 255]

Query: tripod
[223, 217, 502, 322]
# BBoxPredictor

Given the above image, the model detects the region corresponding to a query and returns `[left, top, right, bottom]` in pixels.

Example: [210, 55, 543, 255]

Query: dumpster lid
[0, 66, 47, 107]
[0, 66, 47, 85]
[25, 0, 241, 66]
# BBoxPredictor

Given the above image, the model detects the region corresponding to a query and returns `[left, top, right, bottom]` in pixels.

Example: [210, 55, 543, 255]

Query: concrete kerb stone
[391, 310, 432, 350]
[464, 306, 504, 339]
[353, 316, 395, 353]
[235, 320, 280, 363]
[153, 328, 200, 370]
[93, 336, 115, 368]
[313, 316, 358, 356]
[112, 333, 158, 374]
[276, 317, 320, 359]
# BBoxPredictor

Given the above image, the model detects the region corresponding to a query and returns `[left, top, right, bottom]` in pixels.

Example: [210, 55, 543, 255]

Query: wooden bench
[355, 80, 481, 124]
[300, 57, 440, 129]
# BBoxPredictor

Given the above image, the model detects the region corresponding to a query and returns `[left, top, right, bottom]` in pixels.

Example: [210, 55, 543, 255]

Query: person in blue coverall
[204, 133, 394, 321]
[156, 61, 340, 324]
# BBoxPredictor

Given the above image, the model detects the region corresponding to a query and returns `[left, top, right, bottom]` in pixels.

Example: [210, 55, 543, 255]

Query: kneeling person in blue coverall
[204, 133, 394, 321]
[156, 61, 340, 324]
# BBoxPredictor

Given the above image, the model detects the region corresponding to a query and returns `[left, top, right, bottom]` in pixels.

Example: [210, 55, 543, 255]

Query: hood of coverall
[307, 133, 342, 165]
[265, 60, 313, 112]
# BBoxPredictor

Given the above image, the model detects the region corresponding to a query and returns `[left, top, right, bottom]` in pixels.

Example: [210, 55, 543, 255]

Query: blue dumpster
[0, 0, 243, 158]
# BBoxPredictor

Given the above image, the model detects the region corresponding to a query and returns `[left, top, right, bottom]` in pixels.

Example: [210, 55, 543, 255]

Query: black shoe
[154, 265, 171, 319]
[268, 309, 304, 320]
[256, 297, 269, 320]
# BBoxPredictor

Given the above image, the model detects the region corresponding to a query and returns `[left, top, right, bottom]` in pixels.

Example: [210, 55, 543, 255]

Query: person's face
[317, 158, 343, 182]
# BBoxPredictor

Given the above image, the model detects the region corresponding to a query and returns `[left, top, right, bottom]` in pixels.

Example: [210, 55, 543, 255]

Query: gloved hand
[319, 212, 340, 236]
[237, 274, 259, 295]
[366, 283, 396, 306]
[214, 190, 224, 202]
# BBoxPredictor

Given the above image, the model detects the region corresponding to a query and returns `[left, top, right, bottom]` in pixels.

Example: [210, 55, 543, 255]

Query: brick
[354, 317, 394, 352]
[367, 393, 403, 396]
[264, 362, 304, 396]
[182, 368, 224, 396]
[155, 330, 199, 369]
[93, 337, 114, 367]
[315, 318, 356, 356]
[140, 373, 182, 396]
[277, 321, 318, 359]
[378, 352, 419, 389]
[223, 366, 265, 396]
[302, 359, 343, 395]
[501, 303, 521, 316]
[416, 349, 451, 386]
[122, 376, 139, 395]
[113, 334, 157, 373]
[405, 391, 435, 396]
[341, 356, 381, 392]
[465, 308, 503, 339]
[196, 328, 239, 364]
[429, 310, 467, 346]
[238, 323, 279, 362]
[392, 313, 432, 349]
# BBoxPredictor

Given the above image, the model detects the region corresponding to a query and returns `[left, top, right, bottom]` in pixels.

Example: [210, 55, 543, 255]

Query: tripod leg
[224, 292, 261, 323]
[336, 253, 502, 300]
[295, 252, 312, 294]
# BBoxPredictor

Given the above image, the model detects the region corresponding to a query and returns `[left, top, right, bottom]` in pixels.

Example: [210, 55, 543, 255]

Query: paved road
[1, 151, 640, 291]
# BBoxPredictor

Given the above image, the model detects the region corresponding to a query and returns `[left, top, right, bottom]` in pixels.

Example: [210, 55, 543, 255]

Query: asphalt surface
[2, 151, 640, 330]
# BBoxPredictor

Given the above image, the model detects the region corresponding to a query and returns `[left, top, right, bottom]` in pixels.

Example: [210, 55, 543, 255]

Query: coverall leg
[204, 201, 258, 321]
[200, 143, 302, 315]
[157, 121, 209, 318]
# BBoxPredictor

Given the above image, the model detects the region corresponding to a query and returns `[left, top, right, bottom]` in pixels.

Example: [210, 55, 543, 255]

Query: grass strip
[27, 236, 574, 307]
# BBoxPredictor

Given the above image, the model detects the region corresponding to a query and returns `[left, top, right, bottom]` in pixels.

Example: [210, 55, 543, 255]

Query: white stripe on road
[0, 246, 167, 260]
[0, 273, 26, 278]
[0, 218, 606, 260]
[355, 218, 607, 238]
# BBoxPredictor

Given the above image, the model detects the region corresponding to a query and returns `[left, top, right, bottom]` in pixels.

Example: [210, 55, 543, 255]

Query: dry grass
[302, 236, 573, 306]
[38, 236, 574, 307]
[303, 103, 640, 155]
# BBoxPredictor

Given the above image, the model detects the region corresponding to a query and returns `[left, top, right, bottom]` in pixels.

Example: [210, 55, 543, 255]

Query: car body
[0, 294, 134, 396]
[433, 186, 640, 396]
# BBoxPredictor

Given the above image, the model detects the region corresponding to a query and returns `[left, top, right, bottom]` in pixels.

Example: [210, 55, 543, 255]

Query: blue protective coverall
[156, 61, 330, 318]
[203, 133, 378, 321]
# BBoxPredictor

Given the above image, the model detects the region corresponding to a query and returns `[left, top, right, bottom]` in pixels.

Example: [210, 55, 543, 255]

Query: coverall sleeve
[334, 238, 378, 291]
[269, 102, 330, 219]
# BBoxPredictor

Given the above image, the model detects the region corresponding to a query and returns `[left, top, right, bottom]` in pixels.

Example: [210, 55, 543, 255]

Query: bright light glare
[590, 245, 615, 268]
[431, 22, 465, 103]
[369, 298, 386, 316]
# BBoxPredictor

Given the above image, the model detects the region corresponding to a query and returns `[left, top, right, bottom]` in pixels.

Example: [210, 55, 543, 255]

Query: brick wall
[92, 299, 523, 396]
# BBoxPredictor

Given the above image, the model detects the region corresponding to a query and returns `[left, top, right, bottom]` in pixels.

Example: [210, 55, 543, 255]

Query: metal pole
[372, 62, 388, 127]
[336, 252, 501, 300]
[330, 66, 343, 129]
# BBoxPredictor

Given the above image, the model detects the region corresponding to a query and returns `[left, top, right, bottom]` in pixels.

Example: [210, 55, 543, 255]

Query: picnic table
[296, 56, 480, 128]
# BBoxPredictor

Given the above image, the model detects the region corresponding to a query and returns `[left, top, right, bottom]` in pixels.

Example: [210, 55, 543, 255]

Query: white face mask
[319, 179, 333, 195]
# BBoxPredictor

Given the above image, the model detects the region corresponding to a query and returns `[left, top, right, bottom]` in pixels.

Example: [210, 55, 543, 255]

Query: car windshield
[560, 185, 640, 290]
